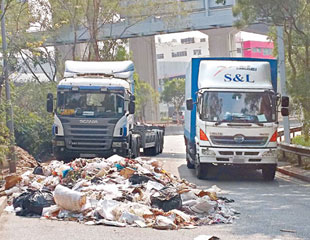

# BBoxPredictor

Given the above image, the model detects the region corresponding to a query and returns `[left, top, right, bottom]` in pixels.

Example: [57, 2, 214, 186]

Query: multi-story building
[242, 40, 275, 59]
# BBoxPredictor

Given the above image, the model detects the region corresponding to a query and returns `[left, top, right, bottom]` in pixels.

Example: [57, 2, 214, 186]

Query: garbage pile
[1, 146, 37, 178]
[2, 155, 238, 229]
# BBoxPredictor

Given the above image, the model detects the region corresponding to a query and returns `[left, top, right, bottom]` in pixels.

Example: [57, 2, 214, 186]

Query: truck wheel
[159, 134, 164, 153]
[131, 135, 140, 159]
[156, 137, 161, 154]
[195, 159, 208, 179]
[186, 154, 195, 169]
[262, 164, 276, 181]
[144, 147, 156, 156]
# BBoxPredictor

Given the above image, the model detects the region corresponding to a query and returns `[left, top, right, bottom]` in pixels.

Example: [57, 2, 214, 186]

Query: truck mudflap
[198, 147, 278, 165]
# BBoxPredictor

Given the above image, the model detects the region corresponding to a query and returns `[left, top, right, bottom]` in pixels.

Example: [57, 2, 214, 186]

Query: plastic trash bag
[13, 189, 55, 216]
[33, 166, 44, 176]
[129, 174, 152, 185]
[54, 184, 86, 212]
[150, 187, 182, 212]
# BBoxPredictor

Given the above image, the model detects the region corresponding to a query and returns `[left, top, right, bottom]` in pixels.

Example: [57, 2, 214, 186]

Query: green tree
[12, 81, 56, 159]
[217, 0, 310, 140]
[0, 104, 9, 165]
[161, 78, 185, 117]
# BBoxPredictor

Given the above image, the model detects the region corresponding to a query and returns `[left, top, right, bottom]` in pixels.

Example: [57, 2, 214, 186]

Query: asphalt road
[1, 135, 310, 240]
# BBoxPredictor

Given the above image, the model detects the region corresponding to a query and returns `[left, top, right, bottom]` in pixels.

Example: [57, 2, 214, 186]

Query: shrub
[292, 135, 310, 147]
[13, 81, 56, 159]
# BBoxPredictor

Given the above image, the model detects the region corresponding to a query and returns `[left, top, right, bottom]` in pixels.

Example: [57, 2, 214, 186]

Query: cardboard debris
[5, 175, 22, 190]
[5, 155, 238, 229]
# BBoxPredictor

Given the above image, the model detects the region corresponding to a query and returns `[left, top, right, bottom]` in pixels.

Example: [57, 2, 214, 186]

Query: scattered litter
[280, 229, 296, 233]
[4, 155, 238, 229]
[4, 175, 22, 190]
[194, 236, 220, 240]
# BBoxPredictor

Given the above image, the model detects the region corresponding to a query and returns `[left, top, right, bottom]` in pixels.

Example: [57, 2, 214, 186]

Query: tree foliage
[12, 82, 56, 159]
[0, 104, 9, 165]
[161, 78, 185, 114]
[217, 0, 310, 140]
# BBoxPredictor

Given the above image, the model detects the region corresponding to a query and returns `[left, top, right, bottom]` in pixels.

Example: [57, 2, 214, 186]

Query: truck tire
[156, 135, 161, 154]
[130, 134, 140, 159]
[262, 164, 276, 181]
[53, 148, 72, 163]
[144, 146, 156, 156]
[159, 133, 164, 153]
[145, 135, 159, 156]
[186, 154, 195, 169]
[195, 158, 209, 179]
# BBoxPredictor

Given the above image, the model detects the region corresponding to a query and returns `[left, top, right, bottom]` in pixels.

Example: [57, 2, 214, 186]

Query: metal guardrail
[278, 125, 309, 166]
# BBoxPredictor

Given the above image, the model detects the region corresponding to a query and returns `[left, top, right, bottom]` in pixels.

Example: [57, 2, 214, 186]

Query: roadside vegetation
[292, 135, 310, 147]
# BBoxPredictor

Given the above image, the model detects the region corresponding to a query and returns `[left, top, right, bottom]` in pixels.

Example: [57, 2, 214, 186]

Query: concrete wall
[129, 36, 160, 122]
[202, 27, 237, 57]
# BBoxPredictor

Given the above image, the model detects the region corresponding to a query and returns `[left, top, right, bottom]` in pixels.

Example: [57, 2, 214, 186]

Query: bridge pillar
[129, 36, 160, 122]
[202, 27, 238, 57]
[55, 43, 88, 78]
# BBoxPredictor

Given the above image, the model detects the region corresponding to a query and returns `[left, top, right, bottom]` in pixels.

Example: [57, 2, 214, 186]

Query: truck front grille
[62, 121, 115, 151]
[210, 136, 268, 146]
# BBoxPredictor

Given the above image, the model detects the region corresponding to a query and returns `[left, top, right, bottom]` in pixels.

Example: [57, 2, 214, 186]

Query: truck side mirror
[186, 99, 193, 111]
[129, 101, 135, 114]
[47, 93, 54, 113]
[281, 96, 289, 108]
[281, 107, 289, 117]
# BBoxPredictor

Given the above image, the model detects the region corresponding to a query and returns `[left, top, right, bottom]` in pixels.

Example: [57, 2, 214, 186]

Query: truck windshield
[201, 91, 276, 123]
[57, 91, 124, 118]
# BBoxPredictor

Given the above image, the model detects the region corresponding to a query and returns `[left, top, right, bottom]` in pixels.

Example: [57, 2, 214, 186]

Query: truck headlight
[112, 142, 122, 148]
[55, 140, 65, 146]
[201, 148, 216, 156]
[262, 149, 277, 157]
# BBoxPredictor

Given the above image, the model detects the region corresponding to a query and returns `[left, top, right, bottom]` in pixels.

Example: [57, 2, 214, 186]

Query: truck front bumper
[198, 147, 278, 165]
[52, 136, 129, 160]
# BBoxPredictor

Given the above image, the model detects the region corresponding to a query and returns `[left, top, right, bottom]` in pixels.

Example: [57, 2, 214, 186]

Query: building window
[157, 53, 164, 59]
[172, 51, 187, 57]
[237, 48, 242, 54]
[193, 49, 202, 55]
[181, 37, 195, 44]
[200, 38, 206, 42]
[263, 48, 272, 55]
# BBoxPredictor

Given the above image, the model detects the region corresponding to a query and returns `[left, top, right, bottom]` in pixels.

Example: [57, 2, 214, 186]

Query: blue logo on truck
[224, 74, 254, 83]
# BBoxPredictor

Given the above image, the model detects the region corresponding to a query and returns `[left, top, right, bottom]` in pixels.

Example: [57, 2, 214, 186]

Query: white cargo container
[184, 58, 289, 180]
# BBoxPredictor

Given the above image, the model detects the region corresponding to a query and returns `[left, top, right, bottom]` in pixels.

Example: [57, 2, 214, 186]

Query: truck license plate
[80, 153, 97, 158]
[233, 156, 245, 164]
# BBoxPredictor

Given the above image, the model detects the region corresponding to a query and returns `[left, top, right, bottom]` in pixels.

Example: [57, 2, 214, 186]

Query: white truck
[47, 60, 164, 161]
[184, 58, 289, 180]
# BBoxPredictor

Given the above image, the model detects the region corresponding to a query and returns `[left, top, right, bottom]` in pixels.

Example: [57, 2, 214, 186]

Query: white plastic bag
[53, 185, 86, 212]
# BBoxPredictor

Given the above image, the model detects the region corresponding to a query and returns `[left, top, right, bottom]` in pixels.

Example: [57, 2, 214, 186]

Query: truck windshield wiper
[215, 120, 226, 126]
[252, 122, 264, 127]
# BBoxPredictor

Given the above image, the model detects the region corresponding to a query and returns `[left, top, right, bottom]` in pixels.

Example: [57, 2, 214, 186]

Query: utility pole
[277, 26, 290, 144]
[1, 0, 16, 173]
